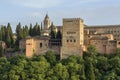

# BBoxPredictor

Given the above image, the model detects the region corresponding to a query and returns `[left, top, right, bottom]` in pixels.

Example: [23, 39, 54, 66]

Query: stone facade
[25, 36, 50, 58]
[19, 39, 26, 52]
[0, 41, 6, 50]
[60, 18, 84, 59]
[41, 14, 57, 36]
[19, 15, 120, 59]
[85, 25, 120, 40]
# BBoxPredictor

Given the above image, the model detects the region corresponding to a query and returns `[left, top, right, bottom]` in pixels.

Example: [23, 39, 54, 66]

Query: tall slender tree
[15, 22, 23, 46]
[50, 22, 56, 39]
[0, 45, 3, 57]
[56, 30, 62, 39]
[6, 23, 13, 47]
[37, 25, 41, 36]
[6, 31, 11, 48]
[41, 22, 43, 31]
[29, 24, 32, 36]
[23, 25, 29, 38]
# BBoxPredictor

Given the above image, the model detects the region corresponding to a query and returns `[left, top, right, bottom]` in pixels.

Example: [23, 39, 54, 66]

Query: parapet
[63, 18, 83, 22]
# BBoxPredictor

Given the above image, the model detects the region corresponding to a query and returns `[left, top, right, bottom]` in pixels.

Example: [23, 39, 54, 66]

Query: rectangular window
[74, 40, 76, 42]
[67, 40, 69, 42]
[40, 43, 42, 48]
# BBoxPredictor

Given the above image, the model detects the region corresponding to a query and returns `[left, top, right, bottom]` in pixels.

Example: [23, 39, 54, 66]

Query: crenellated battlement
[63, 18, 83, 22]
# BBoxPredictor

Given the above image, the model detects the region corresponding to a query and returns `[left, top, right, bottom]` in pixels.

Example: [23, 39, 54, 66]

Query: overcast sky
[0, 0, 120, 31]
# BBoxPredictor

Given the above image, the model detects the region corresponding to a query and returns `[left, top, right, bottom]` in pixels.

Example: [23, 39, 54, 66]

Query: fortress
[20, 14, 120, 59]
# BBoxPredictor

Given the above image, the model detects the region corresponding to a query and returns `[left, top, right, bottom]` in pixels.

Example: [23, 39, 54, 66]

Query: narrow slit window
[40, 43, 42, 48]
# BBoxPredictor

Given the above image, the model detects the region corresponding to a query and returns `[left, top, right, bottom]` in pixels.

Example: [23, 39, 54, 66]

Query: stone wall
[60, 18, 84, 59]
[85, 25, 120, 40]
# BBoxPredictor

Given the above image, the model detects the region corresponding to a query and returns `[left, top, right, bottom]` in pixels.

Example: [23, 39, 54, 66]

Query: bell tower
[44, 14, 51, 29]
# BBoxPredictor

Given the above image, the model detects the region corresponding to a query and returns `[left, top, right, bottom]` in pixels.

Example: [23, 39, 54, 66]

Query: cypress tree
[88, 62, 95, 80]
[8, 23, 14, 47]
[41, 22, 43, 31]
[37, 25, 41, 36]
[56, 30, 62, 39]
[6, 31, 11, 48]
[29, 24, 32, 36]
[23, 25, 29, 38]
[0, 45, 3, 57]
[33, 23, 38, 36]
[50, 23, 56, 39]
[25, 25, 29, 37]
[1, 26, 6, 41]
[15, 22, 23, 46]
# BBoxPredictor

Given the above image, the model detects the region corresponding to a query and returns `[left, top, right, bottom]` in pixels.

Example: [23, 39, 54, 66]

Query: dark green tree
[6, 32, 11, 48]
[29, 23, 33, 36]
[37, 25, 41, 36]
[32, 23, 40, 36]
[0, 45, 3, 57]
[56, 30, 62, 39]
[7, 23, 13, 38]
[15, 22, 23, 46]
[50, 23, 56, 39]
[41, 22, 43, 31]
[5, 23, 14, 47]
[1, 26, 6, 41]
[84, 56, 96, 80]
[53, 63, 69, 80]
[87, 45, 97, 56]
[23, 25, 29, 38]
[45, 51, 56, 66]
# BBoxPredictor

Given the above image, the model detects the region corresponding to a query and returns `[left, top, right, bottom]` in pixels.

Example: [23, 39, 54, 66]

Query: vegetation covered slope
[0, 46, 120, 80]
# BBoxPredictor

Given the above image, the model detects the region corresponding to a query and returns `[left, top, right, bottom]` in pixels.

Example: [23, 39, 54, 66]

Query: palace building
[20, 14, 120, 59]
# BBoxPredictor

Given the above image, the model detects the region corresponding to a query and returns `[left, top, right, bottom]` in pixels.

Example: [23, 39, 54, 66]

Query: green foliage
[0, 23, 14, 48]
[87, 45, 97, 56]
[56, 30, 62, 39]
[15, 22, 23, 46]
[29, 24, 33, 36]
[45, 50, 56, 66]
[50, 23, 56, 39]
[23, 25, 29, 38]
[1, 50, 120, 80]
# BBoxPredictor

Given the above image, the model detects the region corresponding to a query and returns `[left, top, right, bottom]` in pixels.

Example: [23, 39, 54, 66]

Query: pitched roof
[45, 14, 49, 19]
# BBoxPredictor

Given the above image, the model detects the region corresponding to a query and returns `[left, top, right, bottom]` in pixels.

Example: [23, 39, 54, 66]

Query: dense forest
[0, 45, 120, 80]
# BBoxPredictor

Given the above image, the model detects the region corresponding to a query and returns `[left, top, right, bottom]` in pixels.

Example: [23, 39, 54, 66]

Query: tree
[53, 63, 69, 80]
[41, 22, 43, 31]
[0, 45, 3, 57]
[0, 57, 10, 79]
[87, 45, 97, 56]
[0, 28, 2, 41]
[86, 61, 95, 80]
[1, 26, 6, 41]
[56, 30, 62, 39]
[45, 51, 56, 66]
[23, 25, 29, 38]
[15, 22, 23, 46]
[6, 32, 11, 48]
[32, 23, 41, 36]
[37, 25, 41, 36]
[50, 23, 56, 39]
[29, 24, 33, 36]
[7, 23, 13, 38]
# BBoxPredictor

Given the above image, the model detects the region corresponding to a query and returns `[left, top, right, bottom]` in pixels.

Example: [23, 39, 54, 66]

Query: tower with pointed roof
[44, 14, 51, 29]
